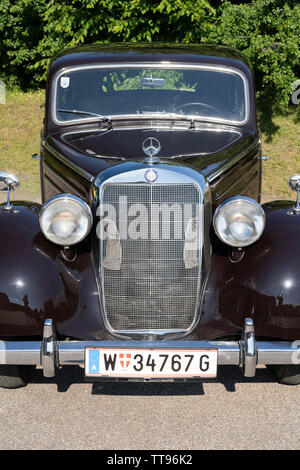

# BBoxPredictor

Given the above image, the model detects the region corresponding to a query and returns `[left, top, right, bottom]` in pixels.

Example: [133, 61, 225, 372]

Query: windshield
[55, 66, 247, 125]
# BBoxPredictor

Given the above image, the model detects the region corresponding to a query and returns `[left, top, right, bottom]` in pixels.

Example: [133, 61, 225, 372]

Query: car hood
[46, 124, 258, 184]
[61, 126, 241, 160]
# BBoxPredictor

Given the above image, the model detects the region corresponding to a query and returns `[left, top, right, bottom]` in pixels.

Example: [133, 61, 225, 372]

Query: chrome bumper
[0, 318, 298, 379]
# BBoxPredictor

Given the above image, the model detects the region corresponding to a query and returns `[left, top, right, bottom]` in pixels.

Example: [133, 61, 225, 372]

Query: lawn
[0, 91, 299, 203]
[260, 112, 300, 200]
[0, 90, 44, 201]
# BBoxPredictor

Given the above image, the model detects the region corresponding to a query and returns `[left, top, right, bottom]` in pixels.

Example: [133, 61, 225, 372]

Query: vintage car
[0, 43, 299, 388]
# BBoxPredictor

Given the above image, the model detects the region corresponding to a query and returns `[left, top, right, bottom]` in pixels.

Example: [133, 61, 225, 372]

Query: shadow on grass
[294, 106, 300, 125]
[28, 365, 277, 395]
[258, 106, 280, 143]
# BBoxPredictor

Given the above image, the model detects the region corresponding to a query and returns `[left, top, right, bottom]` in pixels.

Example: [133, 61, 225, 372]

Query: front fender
[198, 200, 300, 341]
[0, 202, 108, 339]
[2, 200, 300, 342]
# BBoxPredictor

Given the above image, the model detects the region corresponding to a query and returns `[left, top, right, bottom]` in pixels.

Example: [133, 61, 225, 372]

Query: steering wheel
[174, 102, 223, 118]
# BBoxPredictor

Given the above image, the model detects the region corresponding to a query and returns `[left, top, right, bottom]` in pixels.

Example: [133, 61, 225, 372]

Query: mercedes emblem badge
[145, 168, 158, 183]
[142, 137, 161, 157]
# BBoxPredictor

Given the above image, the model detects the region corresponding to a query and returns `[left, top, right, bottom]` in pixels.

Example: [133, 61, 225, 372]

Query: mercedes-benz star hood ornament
[142, 137, 161, 163]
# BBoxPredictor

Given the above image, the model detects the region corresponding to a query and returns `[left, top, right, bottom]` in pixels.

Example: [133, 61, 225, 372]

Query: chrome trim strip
[43, 141, 94, 182]
[0, 341, 41, 365]
[61, 126, 241, 135]
[51, 63, 250, 127]
[257, 342, 300, 365]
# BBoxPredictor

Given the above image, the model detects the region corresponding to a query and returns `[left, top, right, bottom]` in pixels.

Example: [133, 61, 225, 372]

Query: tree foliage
[0, 0, 299, 110]
[0, 0, 45, 88]
[34, 0, 215, 77]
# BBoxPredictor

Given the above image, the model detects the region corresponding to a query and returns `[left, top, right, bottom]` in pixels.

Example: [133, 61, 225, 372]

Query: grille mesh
[100, 183, 201, 333]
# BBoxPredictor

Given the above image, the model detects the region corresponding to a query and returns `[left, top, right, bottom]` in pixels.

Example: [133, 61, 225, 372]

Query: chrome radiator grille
[100, 183, 202, 335]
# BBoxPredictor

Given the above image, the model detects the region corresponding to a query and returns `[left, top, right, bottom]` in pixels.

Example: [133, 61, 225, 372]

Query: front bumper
[0, 318, 298, 379]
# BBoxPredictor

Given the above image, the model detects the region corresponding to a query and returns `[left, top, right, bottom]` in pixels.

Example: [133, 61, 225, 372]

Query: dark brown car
[0, 43, 299, 388]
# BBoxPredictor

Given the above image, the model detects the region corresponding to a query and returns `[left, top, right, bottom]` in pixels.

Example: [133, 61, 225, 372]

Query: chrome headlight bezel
[213, 196, 265, 248]
[39, 194, 93, 246]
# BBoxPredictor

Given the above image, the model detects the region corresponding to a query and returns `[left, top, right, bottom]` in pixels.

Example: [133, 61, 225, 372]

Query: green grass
[0, 91, 299, 202]
[260, 113, 300, 201]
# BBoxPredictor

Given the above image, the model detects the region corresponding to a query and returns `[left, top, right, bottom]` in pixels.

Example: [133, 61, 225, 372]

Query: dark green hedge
[0, 0, 299, 110]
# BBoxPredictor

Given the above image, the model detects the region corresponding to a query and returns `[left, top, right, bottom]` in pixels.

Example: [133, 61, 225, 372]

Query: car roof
[48, 42, 253, 76]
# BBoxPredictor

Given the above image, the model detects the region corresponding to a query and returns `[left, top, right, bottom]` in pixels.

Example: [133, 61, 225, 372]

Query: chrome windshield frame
[51, 63, 250, 127]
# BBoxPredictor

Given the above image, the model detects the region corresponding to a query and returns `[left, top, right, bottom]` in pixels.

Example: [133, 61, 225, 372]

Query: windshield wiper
[57, 109, 112, 127]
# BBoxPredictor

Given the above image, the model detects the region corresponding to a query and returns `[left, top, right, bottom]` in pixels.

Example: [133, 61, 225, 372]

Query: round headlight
[39, 194, 93, 246]
[213, 196, 265, 247]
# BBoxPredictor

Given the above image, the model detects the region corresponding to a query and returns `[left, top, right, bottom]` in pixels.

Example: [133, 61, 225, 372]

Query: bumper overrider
[0, 318, 299, 380]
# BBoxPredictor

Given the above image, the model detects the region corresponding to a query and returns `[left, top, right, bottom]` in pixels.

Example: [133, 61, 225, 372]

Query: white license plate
[85, 348, 218, 379]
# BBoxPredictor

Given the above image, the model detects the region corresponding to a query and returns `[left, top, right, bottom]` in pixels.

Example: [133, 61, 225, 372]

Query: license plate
[85, 348, 217, 379]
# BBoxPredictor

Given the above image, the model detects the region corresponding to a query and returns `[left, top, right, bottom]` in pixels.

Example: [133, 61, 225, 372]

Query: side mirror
[289, 174, 300, 213]
[0, 171, 20, 210]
